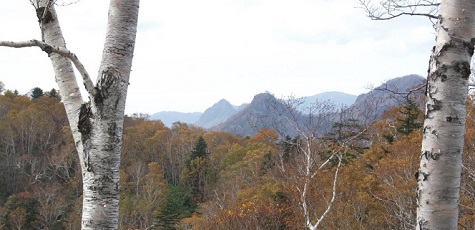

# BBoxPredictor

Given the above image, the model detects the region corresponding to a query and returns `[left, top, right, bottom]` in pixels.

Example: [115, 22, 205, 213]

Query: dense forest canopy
[2, 86, 475, 229]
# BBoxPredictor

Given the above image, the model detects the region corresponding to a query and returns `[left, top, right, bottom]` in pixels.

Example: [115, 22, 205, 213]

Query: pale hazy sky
[0, 0, 434, 114]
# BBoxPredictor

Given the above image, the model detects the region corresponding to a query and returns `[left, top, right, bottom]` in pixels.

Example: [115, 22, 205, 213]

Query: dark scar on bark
[36, 7, 55, 24]
[78, 103, 92, 140]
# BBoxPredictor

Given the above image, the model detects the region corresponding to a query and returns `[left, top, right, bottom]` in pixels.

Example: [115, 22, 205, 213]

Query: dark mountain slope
[212, 93, 299, 136]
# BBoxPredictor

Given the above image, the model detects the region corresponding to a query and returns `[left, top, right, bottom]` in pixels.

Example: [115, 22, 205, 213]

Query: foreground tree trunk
[1, 0, 140, 229]
[79, 1, 139, 229]
[417, 1, 475, 229]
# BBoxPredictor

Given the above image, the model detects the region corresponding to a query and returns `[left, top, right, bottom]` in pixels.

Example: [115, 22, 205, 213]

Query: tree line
[2, 88, 475, 229]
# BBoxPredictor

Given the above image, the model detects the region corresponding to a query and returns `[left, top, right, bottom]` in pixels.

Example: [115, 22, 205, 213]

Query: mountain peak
[253, 92, 275, 101]
[216, 98, 230, 104]
[376, 74, 425, 91]
[194, 99, 237, 129]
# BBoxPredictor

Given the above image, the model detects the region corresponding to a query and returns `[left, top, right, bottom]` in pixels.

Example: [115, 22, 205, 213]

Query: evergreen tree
[47, 88, 60, 100]
[30, 87, 44, 99]
[189, 136, 208, 160]
[3, 90, 17, 99]
[397, 98, 422, 135]
[155, 185, 195, 230]
[183, 136, 211, 203]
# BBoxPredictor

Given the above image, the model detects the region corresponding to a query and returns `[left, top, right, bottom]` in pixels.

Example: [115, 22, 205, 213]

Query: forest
[1, 86, 475, 229]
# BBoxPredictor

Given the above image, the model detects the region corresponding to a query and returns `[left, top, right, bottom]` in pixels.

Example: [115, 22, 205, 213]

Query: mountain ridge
[149, 91, 357, 128]
[149, 74, 425, 134]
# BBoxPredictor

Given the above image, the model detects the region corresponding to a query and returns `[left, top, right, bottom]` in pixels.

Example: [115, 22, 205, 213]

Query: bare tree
[253, 97, 372, 229]
[0, 0, 140, 229]
[359, 0, 439, 25]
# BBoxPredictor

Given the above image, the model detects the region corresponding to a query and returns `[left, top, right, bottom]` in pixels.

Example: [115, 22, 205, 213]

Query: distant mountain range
[149, 111, 202, 127]
[194, 99, 243, 129]
[212, 92, 309, 136]
[151, 92, 358, 127]
[297, 91, 357, 110]
[150, 74, 426, 136]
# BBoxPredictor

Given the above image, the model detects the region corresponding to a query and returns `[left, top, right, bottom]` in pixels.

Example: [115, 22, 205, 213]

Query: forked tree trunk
[416, 1, 475, 229]
[37, 0, 139, 229]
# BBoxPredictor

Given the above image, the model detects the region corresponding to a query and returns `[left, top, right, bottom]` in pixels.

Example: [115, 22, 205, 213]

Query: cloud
[1, 0, 435, 113]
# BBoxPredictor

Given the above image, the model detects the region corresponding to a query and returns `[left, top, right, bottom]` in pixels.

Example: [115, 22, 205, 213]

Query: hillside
[347, 74, 425, 122]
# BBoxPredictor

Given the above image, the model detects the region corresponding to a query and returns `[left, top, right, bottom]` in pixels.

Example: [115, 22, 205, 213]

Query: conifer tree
[397, 98, 422, 135]
[31, 87, 44, 99]
[183, 136, 211, 203]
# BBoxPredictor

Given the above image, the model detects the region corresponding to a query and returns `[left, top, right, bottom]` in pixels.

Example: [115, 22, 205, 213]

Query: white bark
[0, 39, 95, 97]
[268, 99, 369, 230]
[1, 0, 140, 229]
[79, 0, 139, 229]
[417, 1, 475, 229]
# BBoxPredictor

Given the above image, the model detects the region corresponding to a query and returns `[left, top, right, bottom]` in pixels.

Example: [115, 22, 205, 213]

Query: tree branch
[358, 0, 439, 25]
[0, 39, 96, 98]
[369, 12, 438, 20]
[315, 154, 342, 228]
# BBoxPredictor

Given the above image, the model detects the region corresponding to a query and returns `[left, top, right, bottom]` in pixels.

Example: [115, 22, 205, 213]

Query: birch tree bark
[416, 1, 475, 229]
[1, 0, 139, 229]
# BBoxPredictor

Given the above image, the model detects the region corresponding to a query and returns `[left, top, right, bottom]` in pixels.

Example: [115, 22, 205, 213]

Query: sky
[0, 0, 435, 114]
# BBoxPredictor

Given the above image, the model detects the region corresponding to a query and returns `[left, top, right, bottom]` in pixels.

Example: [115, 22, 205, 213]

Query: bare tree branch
[315, 154, 342, 228]
[54, 0, 81, 7]
[374, 80, 426, 103]
[0, 39, 96, 98]
[358, 0, 440, 26]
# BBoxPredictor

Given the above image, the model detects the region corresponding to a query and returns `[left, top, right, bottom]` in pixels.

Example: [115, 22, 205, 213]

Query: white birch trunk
[416, 1, 475, 229]
[35, 0, 140, 229]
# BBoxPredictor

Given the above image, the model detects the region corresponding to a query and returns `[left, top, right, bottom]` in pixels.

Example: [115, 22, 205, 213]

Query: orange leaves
[207, 183, 293, 229]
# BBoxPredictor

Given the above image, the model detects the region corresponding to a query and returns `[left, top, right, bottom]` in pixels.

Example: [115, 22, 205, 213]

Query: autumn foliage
[2, 89, 475, 229]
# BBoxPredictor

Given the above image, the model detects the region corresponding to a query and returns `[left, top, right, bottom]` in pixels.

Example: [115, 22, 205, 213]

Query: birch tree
[416, 2, 475, 228]
[253, 97, 372, 229]
[359, 0, 475, 228]
[0, 0, 140, 229]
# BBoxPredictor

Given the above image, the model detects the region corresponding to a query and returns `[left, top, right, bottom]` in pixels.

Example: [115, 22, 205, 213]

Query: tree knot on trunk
[439, 36, 475, 56]
[36, 7, 54, 24]
[425, 99, 442, 118]
[105, 122, 121, 151]
[94, 67, 120, 104]
[85, 153, 93, 172]
[422, 150, 441, 161]
[40, 44, 54, 55]
[446, 115, 461, 124]
[415, 170, 429, 181]
[451, 61, 471, 79]
[78, 103, 93, 140]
